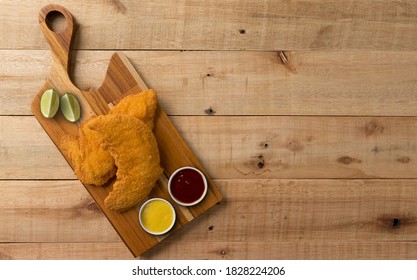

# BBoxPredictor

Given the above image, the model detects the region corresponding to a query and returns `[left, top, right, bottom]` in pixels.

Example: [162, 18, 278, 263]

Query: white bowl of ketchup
[168, 166, 208, 207]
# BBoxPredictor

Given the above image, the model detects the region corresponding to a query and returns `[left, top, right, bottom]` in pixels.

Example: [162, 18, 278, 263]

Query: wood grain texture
[0, 180, 120, 243]
[1, 179, 416, 259]
[0, 0, 416, 51]
[2, 50, 417, 116]
[187, 179, 417, 242]
[0, 243, 132, 260]
[1, 0, 417, 260]
[141, 241, 417, 260]
[172, 116, 417, 179]
[3, 116, 417, 180]
[3, 241, 417, 260]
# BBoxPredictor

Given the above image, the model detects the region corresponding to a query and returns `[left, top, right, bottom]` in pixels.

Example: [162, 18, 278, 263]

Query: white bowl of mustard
[139, 198, 176, 235]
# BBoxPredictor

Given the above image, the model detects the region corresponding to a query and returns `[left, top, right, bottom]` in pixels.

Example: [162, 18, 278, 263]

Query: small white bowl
[139, 198, 176, 235]
[168, 166, 208, 207]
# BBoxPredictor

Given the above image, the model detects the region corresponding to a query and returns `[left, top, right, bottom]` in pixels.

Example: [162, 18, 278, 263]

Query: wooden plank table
[1, 0, 417, 260]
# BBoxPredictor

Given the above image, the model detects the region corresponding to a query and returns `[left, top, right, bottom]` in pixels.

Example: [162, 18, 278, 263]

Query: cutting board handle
[39, 4, 75, 83]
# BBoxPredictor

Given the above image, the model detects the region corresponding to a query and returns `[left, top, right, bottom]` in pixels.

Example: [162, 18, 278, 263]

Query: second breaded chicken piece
[110, 89, 157, 130]
[88, 114, 163, 212]
[61, 118, 116, 186]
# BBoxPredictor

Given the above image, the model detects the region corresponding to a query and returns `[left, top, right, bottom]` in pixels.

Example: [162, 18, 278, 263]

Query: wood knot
[365, 120, 385, 136]
[86, 201, 99, 211]
[239, 29, 246, 34]
[204, 107, 216, 115]
[220, 249, 227, 255]
[397, 156, 411, 164]
[208, 225, 214, 231]
[377, 215, 405, 230]
[371, 146, 380, 153]
[338, 156, 362, 165]
[391, 218, 401, 229]
[257, 155, 265, 169]
[75, 198, 100, 217]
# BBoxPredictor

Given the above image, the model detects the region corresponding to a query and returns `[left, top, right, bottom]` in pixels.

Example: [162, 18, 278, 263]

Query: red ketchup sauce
[170, 168, 206, 204]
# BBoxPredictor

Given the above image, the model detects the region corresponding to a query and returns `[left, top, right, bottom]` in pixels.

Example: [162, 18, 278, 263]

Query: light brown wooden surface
[1, 1, 417, 260]
[3, 50, 417, 117]
[1, 1, 417, 51]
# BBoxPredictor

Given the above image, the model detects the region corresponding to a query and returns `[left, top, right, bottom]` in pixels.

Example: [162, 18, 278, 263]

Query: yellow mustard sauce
[141, 200, 174, 234]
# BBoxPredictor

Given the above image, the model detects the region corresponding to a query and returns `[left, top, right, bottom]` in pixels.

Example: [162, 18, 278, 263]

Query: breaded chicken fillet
[88, 114, 163, 212]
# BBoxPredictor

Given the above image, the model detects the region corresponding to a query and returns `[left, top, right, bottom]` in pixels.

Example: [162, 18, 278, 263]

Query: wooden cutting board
[31, 4, 222, 257]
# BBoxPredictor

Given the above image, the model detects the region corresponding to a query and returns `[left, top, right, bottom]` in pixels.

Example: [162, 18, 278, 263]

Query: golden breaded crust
[110, 89, 157, 130]
[88, 114, 163, 212]
[61, 118, 116, 186]
[60, 134, 81, 168]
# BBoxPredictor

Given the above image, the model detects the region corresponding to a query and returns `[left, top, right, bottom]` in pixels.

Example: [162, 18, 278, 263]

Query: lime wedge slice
[60, 93, 81, 122]
[40, 89, 60, 118]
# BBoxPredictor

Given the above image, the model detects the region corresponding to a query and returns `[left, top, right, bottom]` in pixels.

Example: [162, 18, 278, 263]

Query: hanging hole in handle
[45, 10, 67, 33]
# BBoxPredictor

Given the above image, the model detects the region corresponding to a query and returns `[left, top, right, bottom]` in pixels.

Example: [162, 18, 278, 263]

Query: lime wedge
[60, 93, 81, 122]
[40, 89, 60, 118]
